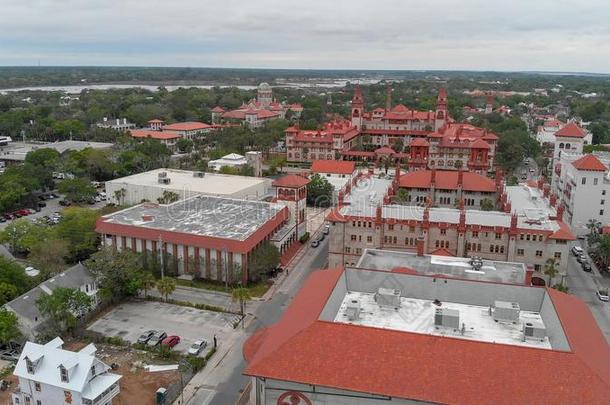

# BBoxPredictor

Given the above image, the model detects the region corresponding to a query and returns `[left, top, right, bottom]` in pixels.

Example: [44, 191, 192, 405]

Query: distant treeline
[1, 66, 610, 93]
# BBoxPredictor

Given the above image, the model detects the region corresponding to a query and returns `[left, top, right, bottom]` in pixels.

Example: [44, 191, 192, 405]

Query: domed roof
[258, 82, 271, 90]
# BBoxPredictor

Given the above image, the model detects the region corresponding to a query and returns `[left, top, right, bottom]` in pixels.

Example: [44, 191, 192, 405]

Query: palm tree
[587, 219, 602, 245]
[544, 258, 559, 287]
[156, 277, 176, 302]
[113, 188, 126, 205]
[140, 272, 156, 298]
[595, 234, 610, 269]
[231, 287, 252, 328]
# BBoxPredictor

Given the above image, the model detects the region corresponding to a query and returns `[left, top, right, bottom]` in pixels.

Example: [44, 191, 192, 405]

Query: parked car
[0, 217, 5, 223]
[188, 340, 208, 355]
[577, 254, 586, 264]
[582, 261, 592, 272]
[161, 335, 181, 349]
[571, 246, 584, 256]
[318, 232, 325, 241]
[146, 331, 167, 346]
[311, 239, 319, 248]
[323, 224, 330, 235]
[59, 200, 71, 206]
[3, 213, 14, 220]
[99, 192, 107, 201]
[137, 330, 157, 344]
[596, 289, 609, 302]
[37, 201, 47, 208]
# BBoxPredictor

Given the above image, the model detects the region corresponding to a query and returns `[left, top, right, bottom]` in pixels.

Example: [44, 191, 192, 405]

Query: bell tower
[435, 88, 448, 131]
[351, 85, 364, 129]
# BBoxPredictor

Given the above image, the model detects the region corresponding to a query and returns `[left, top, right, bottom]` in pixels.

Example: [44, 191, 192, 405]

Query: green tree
[269, 155, 287, 173]
[58, 178, 96, 202]
[176, 138, 194, 153]
[156, 277, 176, 301]
[0, 307, 21, 344]
[594, 234, 610, 269]
[54, 207, 100, 262]
[140, 272, 156, 298]
[0, 257, 32, 301]
[157, 190, 180, 204]
[36, 287, 93, 333]
[231, 287, 252, 328]
[0, 218, 40, 253]
[306, 174, 334, 207]
[85, 247, 143, 301]
[0, 283, 19, 305]
[28, 238, 69, 277]
[24, 148, 60, 169]
[587, 219, 602, 245]
[480, 198, 495, 211]
[249, 241, 280, 282]
[394, 188, 409, 205]
[544, 258, 559, 287]
[113, 187, 126, 205]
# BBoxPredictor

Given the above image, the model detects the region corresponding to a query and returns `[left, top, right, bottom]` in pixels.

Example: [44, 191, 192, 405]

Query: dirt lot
[65, 340, 181, 405]
[0, 373, 18, 404]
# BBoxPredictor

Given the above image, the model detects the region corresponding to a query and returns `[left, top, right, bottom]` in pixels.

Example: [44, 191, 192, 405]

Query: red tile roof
[548, 221, 577, 241]
[162, 122, 211, 131]
[429, 247, 455, 256]
[129, 129, 181, 140]
[244, 268, 610, 404]
[555, 122, 587, 138]
[211, 106, 225, 113]
[311, 160, 355, 175]
[272, 174, 310, 188]
[410, 137, 429, 147]
[571, 154, 607, 171]
[399, 170, 496, 192]
[375, 147, 395, 155]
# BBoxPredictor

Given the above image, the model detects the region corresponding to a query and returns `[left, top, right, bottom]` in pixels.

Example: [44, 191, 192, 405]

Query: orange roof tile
[311, 160, 355, 175]
[244, 268, 610, 404]
[162, 121, 211, 131]
[272, 174, 310, 188]
[555, 122, 587, 138]
[571, 154, 607, 171]
[129, 129, 181, 140]
[399, 170, 496, 193]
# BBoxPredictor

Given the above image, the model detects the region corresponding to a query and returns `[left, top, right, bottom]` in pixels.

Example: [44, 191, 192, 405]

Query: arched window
[437, 111, 444, 119]
[353, 109, 360, 118]
[565, 143, 571, 149]
[559, 143, 564, 149]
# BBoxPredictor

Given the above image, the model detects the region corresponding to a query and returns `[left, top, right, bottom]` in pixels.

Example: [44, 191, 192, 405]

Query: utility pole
[158, 235, 164, 279]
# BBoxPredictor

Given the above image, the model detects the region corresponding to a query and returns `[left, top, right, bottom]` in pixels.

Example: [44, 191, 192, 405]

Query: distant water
[0, 78, 382, 94]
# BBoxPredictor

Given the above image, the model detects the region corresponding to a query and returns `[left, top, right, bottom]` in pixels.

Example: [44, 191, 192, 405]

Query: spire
[385, 83, 392, 111]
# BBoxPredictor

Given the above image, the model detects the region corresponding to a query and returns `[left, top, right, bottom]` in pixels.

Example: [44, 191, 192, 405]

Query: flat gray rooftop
[356, 249, 527, 285]
[319, 268, 571, 351]
[0, 141, 114, 161]
[505, 185, 556, 217]
[343, 176, 392, 216]
[101, 195, 285, 241]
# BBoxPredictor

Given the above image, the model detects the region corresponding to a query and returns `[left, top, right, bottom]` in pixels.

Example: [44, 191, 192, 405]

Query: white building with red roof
[552, 152, 610, 235]
[244, 266, 610, 404]
[213, 83, 303, 128]
[552, 122, 592, 166]
[129, 129, 181, 151]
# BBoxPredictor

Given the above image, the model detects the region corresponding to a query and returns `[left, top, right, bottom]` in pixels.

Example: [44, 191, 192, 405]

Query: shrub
[299, 232, 310, 243]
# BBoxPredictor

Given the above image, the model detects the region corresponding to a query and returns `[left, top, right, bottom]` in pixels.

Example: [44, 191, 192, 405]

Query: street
[565, 248, 610, 343]
[180, 235, 330, 405]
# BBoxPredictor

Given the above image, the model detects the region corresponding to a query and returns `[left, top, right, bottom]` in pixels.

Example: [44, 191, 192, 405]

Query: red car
[14, 209, 30, 217]
[161, 335, 180, 348]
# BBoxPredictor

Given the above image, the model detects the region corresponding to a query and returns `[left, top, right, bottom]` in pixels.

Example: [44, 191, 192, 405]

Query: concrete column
[457, 233, 465, 257]
[205, 249, 211, 280]
[183, 245, 189, 275]
[216, 250, 223, 281]
[194, 247, 201, 277]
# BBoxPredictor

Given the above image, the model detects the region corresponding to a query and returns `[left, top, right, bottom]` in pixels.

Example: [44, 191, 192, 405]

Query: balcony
[83, 383, 120, 405]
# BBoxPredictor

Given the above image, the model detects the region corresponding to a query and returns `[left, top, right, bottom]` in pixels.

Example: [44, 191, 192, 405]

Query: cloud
[2, 0, 610, 72]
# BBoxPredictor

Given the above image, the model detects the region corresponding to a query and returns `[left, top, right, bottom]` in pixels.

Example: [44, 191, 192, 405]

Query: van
[571, 246, 584, 256]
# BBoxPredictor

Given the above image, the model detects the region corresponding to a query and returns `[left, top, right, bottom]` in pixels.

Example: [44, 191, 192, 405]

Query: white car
[323, 224, 330, 235]
[571, 246, 584, 256]
[597, 290, 609, 302]
[188, 340, 208, 356]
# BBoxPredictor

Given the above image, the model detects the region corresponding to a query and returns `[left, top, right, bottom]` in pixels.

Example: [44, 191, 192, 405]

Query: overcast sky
[2, 0, 610, 72]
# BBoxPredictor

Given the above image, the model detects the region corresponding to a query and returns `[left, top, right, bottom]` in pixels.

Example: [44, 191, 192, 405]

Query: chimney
[123, 118, 127, 124]
[510, 213, 518, 232]
[416, 237, 425, 257]
[504, 201, 511, 213]
[103, 117, 108, 122]
[116, 119, 120, 126]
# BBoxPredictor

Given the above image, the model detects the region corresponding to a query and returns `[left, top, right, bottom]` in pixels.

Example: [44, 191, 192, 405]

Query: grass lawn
[173, 277, 272, 297]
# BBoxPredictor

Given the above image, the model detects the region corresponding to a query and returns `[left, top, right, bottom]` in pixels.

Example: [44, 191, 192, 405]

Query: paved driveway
[87, 300, 238, 355]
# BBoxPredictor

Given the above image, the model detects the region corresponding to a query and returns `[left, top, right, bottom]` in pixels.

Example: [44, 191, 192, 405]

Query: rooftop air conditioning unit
[345, 299, 361, 321]
[523, 320, 546, 341]
[493, 301, 520, 323]
[193, 171, 205, 178]
[158, 171, 168, 179]
[434, 308, 460, 330]
[375, 288, 401, 308]
[158, 178, 171, 185]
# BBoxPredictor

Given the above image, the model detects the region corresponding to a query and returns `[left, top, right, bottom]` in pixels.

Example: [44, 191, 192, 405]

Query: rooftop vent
[345, 299, 361, 321]
[493, 301, 520, 324]
[142, 215, 154, 222]
[523, 320, 546, 341]
[193, 171, 205, 178]
[158, 171, 167, 178]
[158, 177, 171, 185]
[434, 308, 460, 330]
[375, 288, 401, 308]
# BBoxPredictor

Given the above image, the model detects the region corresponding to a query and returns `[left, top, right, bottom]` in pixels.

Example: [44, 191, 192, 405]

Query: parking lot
[87, 300, 238, 355]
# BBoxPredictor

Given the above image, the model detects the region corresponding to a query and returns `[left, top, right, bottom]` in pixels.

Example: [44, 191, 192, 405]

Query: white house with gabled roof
[12, 337, 121, 405]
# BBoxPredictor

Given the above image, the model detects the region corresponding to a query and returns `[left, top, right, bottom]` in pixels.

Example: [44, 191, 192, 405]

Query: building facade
[13, 337, 121, 405]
